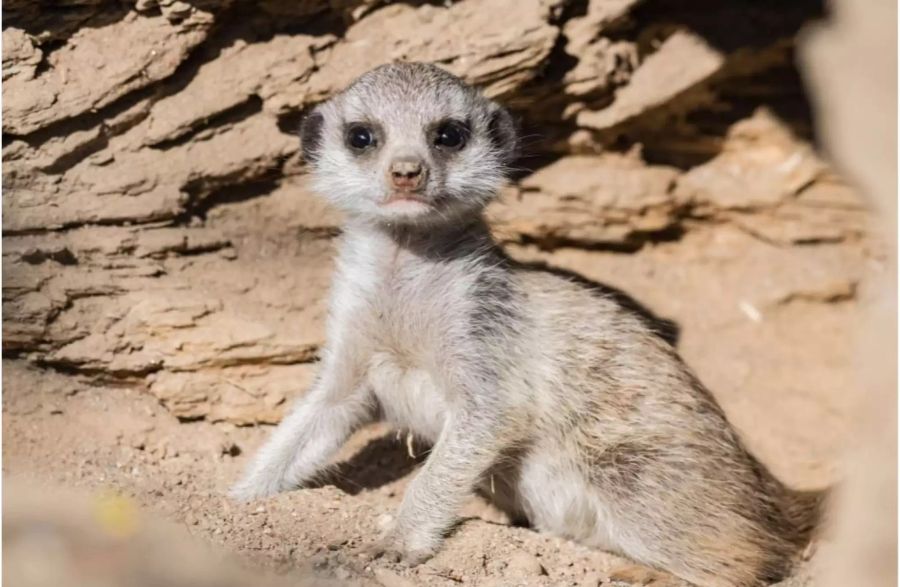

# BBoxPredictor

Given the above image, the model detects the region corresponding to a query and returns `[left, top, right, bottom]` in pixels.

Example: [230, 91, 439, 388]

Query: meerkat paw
[607, 563, 686, 586]
[228, 476, 279, 502]
[360, 529, 440, 567]
[228, 464, 292, 502]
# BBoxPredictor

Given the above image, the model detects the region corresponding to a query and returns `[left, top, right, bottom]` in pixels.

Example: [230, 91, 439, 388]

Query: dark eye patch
[300, 110, 324, 162]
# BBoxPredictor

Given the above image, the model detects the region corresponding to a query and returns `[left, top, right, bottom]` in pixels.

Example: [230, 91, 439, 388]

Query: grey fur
[232, 62, 818, 587]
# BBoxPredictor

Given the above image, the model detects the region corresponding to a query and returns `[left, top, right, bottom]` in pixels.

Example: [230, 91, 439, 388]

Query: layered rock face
[2, 0, 870, 446]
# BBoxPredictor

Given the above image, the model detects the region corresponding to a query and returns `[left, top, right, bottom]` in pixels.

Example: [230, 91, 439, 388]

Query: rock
[3, 9, 217, 136]
[4, 114, 296, 233]
[133, 228, 231, 259]
[772, 279, 858, 305]
[672, 109, 865, 245]
[258, 0, 331, 20]
[45, 288, 320, 373]
[2, 28, 42, 81]
[149, 363, 316, 424]
[4, 0, 125, 46]
[305, 0, 561, 104]
[488, 153, 682, 248]
[3, 166, 334, 425]
[2, 360, 81, 416]
[205, 176, 343, 236]
[576, 30, 724, 132]
[142, 34, 327, 146]
[728, 181, 867, 246]
[2, 291, 61, 351]
[160, 0, 195, 22]
[561, 0, 640, 99]
[9, 96, 154, 174]
[676, 109, 826, 211]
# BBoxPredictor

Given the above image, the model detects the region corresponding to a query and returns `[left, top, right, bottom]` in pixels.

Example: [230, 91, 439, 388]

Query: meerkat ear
[487, 104, 518, 165]
[299, 109, 325, 163]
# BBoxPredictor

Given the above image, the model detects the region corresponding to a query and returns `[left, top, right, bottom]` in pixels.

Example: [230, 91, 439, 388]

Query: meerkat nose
[389, 157, 427, 190]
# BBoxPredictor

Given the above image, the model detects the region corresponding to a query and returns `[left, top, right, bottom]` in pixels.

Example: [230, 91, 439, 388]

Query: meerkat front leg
[230, 350, 374, 501]
[378, 407, 507, 564]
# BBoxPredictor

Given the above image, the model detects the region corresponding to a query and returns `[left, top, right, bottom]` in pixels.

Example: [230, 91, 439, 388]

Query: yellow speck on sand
[93, 493, 140, 538]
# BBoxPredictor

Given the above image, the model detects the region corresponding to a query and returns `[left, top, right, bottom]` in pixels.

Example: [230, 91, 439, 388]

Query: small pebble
[221, 442, 241, 457]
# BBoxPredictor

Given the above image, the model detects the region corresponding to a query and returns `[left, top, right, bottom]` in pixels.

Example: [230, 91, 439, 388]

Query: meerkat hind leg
[515, 448, 624, 549]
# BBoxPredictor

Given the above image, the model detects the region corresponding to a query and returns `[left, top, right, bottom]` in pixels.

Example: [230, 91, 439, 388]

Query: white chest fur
[331, 226, 476, 442]
[367, 350, 448, 442]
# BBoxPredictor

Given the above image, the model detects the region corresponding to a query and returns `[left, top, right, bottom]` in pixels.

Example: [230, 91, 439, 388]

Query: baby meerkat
[232, 62, 819, 586]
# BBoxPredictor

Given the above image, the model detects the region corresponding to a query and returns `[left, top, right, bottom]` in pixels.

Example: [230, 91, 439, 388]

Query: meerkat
[231, 62, 820, 586]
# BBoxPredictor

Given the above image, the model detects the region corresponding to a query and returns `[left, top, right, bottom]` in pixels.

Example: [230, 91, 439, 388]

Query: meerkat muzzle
[388, 157, 428, 190]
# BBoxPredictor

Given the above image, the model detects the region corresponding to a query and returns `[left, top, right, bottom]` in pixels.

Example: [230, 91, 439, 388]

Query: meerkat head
[300, 62, 518, 226]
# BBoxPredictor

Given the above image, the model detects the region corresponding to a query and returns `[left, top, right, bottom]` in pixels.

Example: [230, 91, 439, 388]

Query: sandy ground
[3, 220, 873, 587]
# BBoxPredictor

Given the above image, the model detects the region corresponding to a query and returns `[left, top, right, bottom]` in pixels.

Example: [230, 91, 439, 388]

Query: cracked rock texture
[1, 1, 883, 586]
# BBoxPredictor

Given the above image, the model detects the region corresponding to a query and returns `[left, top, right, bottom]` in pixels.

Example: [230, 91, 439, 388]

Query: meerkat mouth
[383, 192, 430, 207]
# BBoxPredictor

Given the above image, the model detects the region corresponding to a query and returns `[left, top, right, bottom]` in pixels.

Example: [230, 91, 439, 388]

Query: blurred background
[2, 0, 895, 586]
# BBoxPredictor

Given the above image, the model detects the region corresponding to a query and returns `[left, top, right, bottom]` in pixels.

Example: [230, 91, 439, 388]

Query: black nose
[389, 158, 426, 189]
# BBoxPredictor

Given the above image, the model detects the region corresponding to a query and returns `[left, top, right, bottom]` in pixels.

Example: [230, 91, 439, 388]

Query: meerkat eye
[433, 121, 467, 150]
[347, 125, 376, 150]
